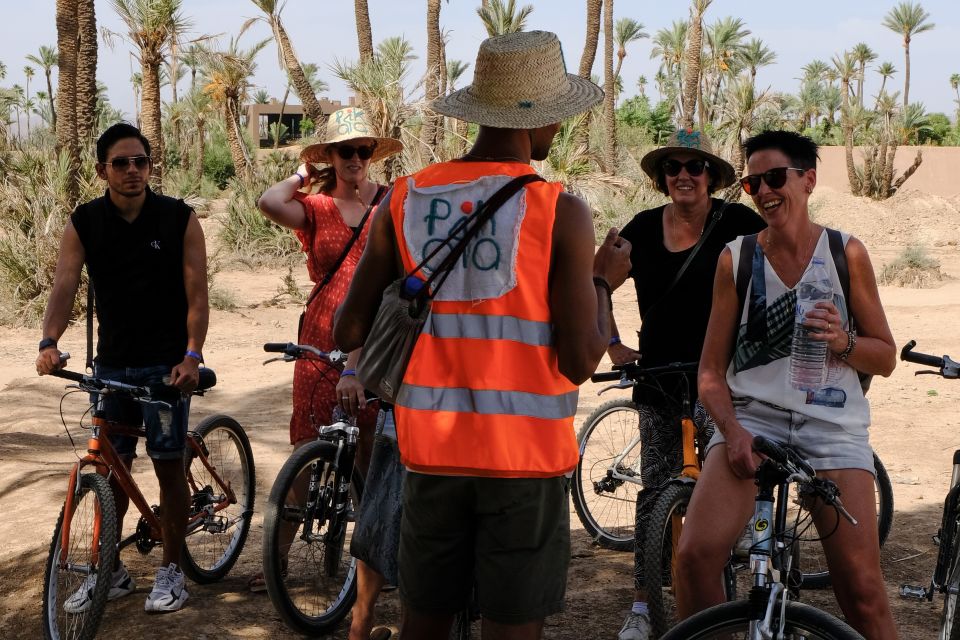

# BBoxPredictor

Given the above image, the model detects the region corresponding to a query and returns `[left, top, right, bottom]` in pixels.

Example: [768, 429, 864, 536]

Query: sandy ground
[3, 185, 960, 638]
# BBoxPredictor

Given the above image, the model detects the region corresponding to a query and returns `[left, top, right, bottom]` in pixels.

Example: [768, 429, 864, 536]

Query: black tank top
[71, 189, 192, 367]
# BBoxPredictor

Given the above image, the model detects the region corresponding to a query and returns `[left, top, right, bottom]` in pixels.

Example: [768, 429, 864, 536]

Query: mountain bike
[661, 436, 863, 640]
[898, 340, 960, 639]
[41, 360, 254, 640]
[260, 342, 366, 636]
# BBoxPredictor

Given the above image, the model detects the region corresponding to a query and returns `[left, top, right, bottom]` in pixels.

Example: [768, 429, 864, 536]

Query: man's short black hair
[96, 122, 151, 163]
[743, 130, 819, 171]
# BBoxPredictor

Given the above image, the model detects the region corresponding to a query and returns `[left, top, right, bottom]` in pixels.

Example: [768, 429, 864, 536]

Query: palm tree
[651, 21, 688, 114]
[882, 1, 935, 108]
[849, 42, 877, 108]
[602, 0, 616, 173]
[252, 89, 270, 104]
[56, 0, 81, 203]
[637, 75, 648, 97]
[0, 61, 6, 79]
[704, 16, 750, 125]
[680, 0, 712, 129]
[181, 88, 212, 184]
[22, 67, 34, 136]
[248, 0, 324, 126]
[26, 46, 58, 131]
[716, 77, 776, 176]
[77, 0, 98, 142]
[447, 59, 470, 154]
[423, 0, 444, 159]
[950, 73, 960, 117]
[354, 0, 374, 63]
[11, 85, 24, 139]
[273, 62, 328, 148]
[801, 59, 829, 83]
[740, 38, 776, 91]
[477, 0, 533, 37]
[578, 0, 602, 79]
[109, 0, 192, 191]
[875, 61, 897, 107]
[180, 43, 203, 92]
[832, 51, 860, 194]
[612, 18, 648, 85]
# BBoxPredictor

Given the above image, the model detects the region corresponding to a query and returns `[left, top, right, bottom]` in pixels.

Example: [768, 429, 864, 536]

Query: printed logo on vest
[403, 175, 524, 301]
[150, 240, 161, 250]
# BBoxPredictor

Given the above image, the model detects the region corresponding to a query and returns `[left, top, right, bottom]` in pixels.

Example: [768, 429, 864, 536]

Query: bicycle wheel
[571, 398, 642, 551]
[940, 505, 960, 640]
[263, 440, 364, 635]
[42, 473, 118, 640]
[660, 600, 863, 640]
[796, 452, 893, 589]
[180, 414, 256, 584]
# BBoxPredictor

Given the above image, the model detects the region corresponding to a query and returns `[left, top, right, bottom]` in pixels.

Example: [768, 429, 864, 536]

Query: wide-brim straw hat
[300, 106, 403, 165]
[640, 128, 737, 189]
[431, 30, 603, 129]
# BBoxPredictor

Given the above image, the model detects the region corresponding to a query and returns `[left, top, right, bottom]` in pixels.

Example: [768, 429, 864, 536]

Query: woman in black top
[613, 129, 765, 640]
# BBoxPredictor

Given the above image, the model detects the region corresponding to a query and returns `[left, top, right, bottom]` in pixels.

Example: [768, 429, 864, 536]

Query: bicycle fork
[748, 463, 793, 639]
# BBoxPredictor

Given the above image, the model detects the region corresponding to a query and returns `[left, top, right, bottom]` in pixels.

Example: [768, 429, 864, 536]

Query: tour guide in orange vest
[335, 31, 631, 637]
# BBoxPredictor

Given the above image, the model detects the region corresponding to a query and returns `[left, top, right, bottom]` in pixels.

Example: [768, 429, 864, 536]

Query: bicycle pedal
[899, 584, 930, 600]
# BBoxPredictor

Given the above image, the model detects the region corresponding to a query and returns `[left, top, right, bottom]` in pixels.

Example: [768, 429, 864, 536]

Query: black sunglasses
[739, 167, 807, 195]
[334, 143, 376, 160]
[662, 158, 708, 177]
[104, 155, 152, 170]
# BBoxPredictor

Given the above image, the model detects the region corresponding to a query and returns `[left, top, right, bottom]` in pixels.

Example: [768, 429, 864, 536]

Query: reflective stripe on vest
[398, 385, 578, 420]
[390, 161, 579, 478]
[424, 312, 554, 346]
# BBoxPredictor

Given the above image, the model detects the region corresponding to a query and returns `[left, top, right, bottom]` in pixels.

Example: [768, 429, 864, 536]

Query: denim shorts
[350, 408, 404, 585]
[92, 364, 190, 461]
[705, 396, 875, 474]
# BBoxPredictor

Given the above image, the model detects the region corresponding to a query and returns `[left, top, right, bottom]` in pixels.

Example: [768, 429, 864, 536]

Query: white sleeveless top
[726, 230, 870, 435]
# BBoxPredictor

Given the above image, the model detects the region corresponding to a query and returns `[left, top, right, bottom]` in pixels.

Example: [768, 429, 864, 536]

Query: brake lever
[262, 356, 290, 365]
[598, 380, 633, 395]
[914, 370, 940, 376]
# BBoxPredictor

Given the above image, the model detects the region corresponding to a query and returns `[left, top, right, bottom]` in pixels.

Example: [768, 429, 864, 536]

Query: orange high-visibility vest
[390, 161, 579, 478]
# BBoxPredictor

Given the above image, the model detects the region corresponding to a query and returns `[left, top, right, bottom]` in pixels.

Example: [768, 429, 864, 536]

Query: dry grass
[878, 244, 951, 288]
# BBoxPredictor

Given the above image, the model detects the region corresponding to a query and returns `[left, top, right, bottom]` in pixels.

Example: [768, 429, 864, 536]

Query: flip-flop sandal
[369, 626, 399, 640]
[247, 572, 268, 593]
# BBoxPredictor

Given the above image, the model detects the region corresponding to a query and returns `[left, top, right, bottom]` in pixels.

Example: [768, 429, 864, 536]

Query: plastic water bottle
[789, 258, 833, 390]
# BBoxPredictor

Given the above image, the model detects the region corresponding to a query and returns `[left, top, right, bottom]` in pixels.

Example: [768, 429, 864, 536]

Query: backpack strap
[826, 228, 850, 314]
[736, 233, 759, 319]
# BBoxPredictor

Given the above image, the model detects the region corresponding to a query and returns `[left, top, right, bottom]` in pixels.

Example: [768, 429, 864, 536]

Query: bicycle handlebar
[753, 436, 816, 478]
[590, 361, 698, 384]
[47, 364, 217, 396]
[900, 340, 959, 379]
[262, 342, 348, 365]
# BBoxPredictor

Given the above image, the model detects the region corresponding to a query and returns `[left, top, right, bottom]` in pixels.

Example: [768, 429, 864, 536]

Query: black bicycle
[662, 437, 863, 640]
[898, 340, 960, 639]
[260, 342, 366, 636]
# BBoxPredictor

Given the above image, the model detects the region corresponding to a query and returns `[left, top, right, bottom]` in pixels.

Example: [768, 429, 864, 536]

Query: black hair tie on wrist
[592, 276, 613, 310]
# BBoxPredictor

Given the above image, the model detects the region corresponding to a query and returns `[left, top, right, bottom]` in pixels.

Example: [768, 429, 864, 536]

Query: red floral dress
[288, 191, 380, 445]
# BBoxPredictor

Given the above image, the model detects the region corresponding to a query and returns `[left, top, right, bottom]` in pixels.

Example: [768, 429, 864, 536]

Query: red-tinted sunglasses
[739, 167, 807, 195]
[334, 143, 376, 160]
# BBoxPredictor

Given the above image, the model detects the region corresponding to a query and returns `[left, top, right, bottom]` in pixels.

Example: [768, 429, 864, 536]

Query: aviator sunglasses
[739, 167, 807, 195]
[334, 143, 376, 160]
[661, 158, 708, 177]
[104, 155, 151, 170]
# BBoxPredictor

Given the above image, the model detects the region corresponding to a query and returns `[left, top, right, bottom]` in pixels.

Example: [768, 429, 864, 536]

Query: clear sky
[2, 0, 959, 123]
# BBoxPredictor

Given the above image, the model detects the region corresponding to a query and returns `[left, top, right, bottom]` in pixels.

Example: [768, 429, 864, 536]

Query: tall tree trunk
[55, 0, 80, 204]
[354, 0, 374, 63]
[44, 69, 57, 132]
[77, 0, 97, 143]
[224, 98, 252, 179]
[169, 33, 179, 104]
[902, 37, 911, 108]
[274, 18, 324, 124]
[574, 0, 602, 150]
[880, 142, 897, 197]
[840, 77, 860, 195]
[681, 2, 708, 129]
[602, 0, 616, 173]
[141, 53, 165, 192]
[423, 0, 443, 160]
[274, 85, 289, 150]
[194, 120, 205, 185]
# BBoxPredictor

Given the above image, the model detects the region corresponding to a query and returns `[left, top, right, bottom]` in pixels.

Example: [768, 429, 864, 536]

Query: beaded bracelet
[838, 330, 857, 360]
[609, 336, 621, 346]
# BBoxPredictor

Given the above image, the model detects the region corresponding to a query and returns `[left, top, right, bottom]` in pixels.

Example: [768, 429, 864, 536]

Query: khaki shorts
[398, 473, 570, 624]
[706, 396, 875, 474]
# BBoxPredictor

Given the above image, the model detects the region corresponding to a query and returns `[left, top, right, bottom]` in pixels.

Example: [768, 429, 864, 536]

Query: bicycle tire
[180, 414, 255, 584]
[797, 452, 893, 589]
[263, 439, 364, 635]
[571, 398, 642, 551]
[42, 473, 118, 640]
[643, 482, 693, 636]
[660, 599, 864, 640]
[940, 504, 960, 640]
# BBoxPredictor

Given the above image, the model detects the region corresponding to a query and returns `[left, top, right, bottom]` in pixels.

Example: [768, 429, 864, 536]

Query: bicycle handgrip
[591, 371, 624, 383]
[48, 369, 85, 383]
[900, 340, 944, 368]
[753, 436, 816, 478]
[264, 342, 292, 353]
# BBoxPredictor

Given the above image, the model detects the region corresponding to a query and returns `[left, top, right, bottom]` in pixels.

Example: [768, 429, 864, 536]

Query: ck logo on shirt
[150, 240, 161, 250]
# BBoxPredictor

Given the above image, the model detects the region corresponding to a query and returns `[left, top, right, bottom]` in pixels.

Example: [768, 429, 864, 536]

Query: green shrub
[203, 125, 236, 189]
[879, 243, 948, 288]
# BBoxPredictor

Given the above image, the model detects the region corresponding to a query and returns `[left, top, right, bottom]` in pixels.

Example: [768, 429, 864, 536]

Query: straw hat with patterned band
[640, 128, 737, 190]
[300, 106, 402, 165]
[430, 30, 603, 129]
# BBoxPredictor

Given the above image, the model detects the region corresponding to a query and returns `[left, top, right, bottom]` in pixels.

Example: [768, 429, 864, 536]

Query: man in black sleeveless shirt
[36, 123, 208, 614]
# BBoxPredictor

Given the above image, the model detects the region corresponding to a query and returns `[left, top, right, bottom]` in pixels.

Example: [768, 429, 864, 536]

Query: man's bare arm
[334, 189, 400, 351]
[36, 222, 85, 374]
[169, 213, 209, 392]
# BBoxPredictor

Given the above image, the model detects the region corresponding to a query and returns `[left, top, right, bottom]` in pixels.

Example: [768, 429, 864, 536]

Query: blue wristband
[341, 368, 357, 377]
[609, 336, 621, 346]
[294, 172, 306, 187]
[185, 349, 203, 362]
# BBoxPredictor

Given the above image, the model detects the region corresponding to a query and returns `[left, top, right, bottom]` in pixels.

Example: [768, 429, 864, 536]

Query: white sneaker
[63, 564, 136, 614]
[144, 563, 189, 613]
[618, 611, 652, 640]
